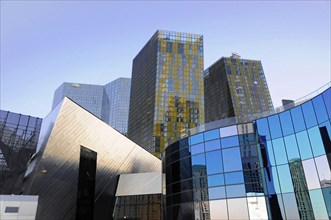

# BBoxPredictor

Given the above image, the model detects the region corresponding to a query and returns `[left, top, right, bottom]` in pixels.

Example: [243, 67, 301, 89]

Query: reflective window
[301, 101, 317, 128]
[322, 88, 331, 118]
[266, 140, 276, 166]
[257, 118, 271, 140]
[204, 129, 220, 141]
[302, 159, 320, 190]
[322, 187, 331, 218]
[268, 115, 283, 139]
[277, 164, 294, 193]
[309, 189, 329, 220]
[272, 138, 288, 165]
[314, 155, 331, 187]
[204, 139, 221, 152]
[284, 135, 300, 160]
[290, 106, 306, 132]
[271, 167, 281, 194]
[190, 143, 204, 155]
[313, 95, 329, 124]
[221, 136, 239, 149]
[208, 186, 226, 200]
[296, 131, 313, 160]
[206, 150, 223, 175]
[227, 198, 249, 219]
[279, 111, 294, 136]
[220, 125, 237, 138]
[207, 174, 224, 187]
[225, 171, 244, 185]
[282, 193, 300, 219]
[189, 133, 204, 145]
[223, 147, 243, 172]
[226, 184, 246, 198]
[319, 120, 331, 141]
[247, 197, 268, 220]
[209, 200, 228, 219]
[308, 126, 325, 157]
[191, 154, 206, 167]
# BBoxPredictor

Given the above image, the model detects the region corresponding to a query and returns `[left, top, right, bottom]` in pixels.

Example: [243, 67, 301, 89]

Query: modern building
[0, 195, 38, 220]
[52, 78, 131, 134]
[0, 110, 42, 194]
[21, 97, 161, 220]
[204, 53, 273, 123]
[164, 85, 331, 219]
[104, 78, 131, 135]
[128, 30, 205, 158]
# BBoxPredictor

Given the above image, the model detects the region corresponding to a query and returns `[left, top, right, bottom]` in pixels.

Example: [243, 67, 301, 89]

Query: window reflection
[290, 106, 306, 132]
[272, 138, 288, 165]
[308, 126, 325, 157]
[227, 198, 249, 219]
[207, 174, 224, 187]
[257, 118, 271, 140]
[223, 147, 242, 172]
[226, 184, 246, 198]
[277, 164, 294, 193]
[312, 95, 329, 124]
[322, 88, 331, 118]
[301, 101, 317, 129]
[247, 197, 268, 219]
[309, 189, 329, 220]
[221, 136, 239, 148]
[208, 186, 225, 200]
[204, 139, 221, 152]
[282, 193, 300, 219]
[314, 155, 331, 188]
[302, 159, 320, 190]
[190, 143, 204, 155]
[268, 115, 283, 139]
[284, 135, 300, 161]
[296, 131, 313, 160]
[225, 171, 244, 185]
[209, 199, 228, 220]
[206, 150, 223, 175]
[204, 129, 220, 141]
[190, 133, 204, 145]
[279, 111, 294, 136]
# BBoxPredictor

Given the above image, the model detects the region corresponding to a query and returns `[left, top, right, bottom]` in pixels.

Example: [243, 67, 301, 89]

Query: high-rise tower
[204, 53, 273, 123]
[128, 30, 205, 157]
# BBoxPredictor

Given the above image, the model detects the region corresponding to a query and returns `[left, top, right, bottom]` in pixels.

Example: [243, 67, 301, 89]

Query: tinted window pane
[322, 187, 331, 218]
[290, 106, 306, 132]
[271, 167, 281, 194]
[226, 184, 246, 198]
[189, 133, 204, 145]
[19, 115, 29, 127]
[279, 111, 294, 136]
[302, 159, 320, 190]
[296, 131, 313, 160]
[272, 138, 288, 165]
[313, 95, 329, 124]
[7, 112, 20, 125]
[209, 199, 228, 220]
[266, 140, 276, 166]
[227, 198, 249, 219]
[225, 171, 244, 185]
[308, 126, 325, 157]
[268, 115, 283, 139]
[257, 118, 271, 140]
[204, 139, 221, 152]
[282, 193, 300, 219]
[301, 101, 317, 128]
[190, 143, 204, 155]
[28, 116, 37, 127]
[191, 154, 206, 167]
[314, 155, 331, 187]
[223, 147, 243, 172]
[206, 150, 223, 175]
[277, 164, 294, 193]
[309, 189, 329, 220]
[247, 197, 268, 219]
[208, 186, 226, 200]
[220, 125, 237, 138]
[207, 174, 224, 187]
[322, 88, 331, 119]
[319, 120, 331, 142]
[284, 135, 300, 160]
[221, 136, 239, 149]
[204, 129, 220, 141]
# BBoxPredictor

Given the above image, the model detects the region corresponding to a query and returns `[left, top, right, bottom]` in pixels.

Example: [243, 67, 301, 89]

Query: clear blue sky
[1, 1, 330, 118]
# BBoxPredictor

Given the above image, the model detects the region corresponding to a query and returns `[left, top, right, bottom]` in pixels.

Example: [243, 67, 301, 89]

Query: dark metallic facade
[204, 54, 273, 123]
[128, 30, 205, 158]
[23, 97, 161, 220]
[0, 110, 42, 194]
[165, 87, 331, 219]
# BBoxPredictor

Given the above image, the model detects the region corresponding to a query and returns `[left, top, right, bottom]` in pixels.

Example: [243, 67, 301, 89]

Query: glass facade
[204, 55, 273, 123]
[128, 30, 205, 158]
[165, 87, 331, 220]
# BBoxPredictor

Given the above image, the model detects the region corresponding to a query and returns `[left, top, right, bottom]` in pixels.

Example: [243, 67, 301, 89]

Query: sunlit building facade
[204, 54, 273, 123]
[128, 30, 205, 158]
[164, 86, 331, 219]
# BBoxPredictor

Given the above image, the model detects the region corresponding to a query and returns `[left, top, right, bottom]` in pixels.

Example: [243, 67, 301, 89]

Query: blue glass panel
[223, 147, 243, 172]
[272, 138, 288, 165]
[322, 88, 331, 119]
[279, 111, 294, 136]
[309, 189, 329, 220]
[308, 126, 325, 157]
[204, 129, 220, 141]
[266, 140, 276, 166]
[208, 186, 226, 200]
[313, 95, 329, 124]
[190, 143, 205, 155]
[268, 115, 283, 139]
[256, 118, 271, 140]
[277, 164, 294, 193]
[204, 139, 221, 152]
[225, 171, 244, 185]
[207, 174, 224, 187]
[221, 136, 239, 149]
[282, 193, 300, 219]
[301, 101, 317, 128]
[191, 154, 206, 167]
[206, 150, 223, 175]
[284, 135, 300, 160]
[322, 187, 331, 219]
[296, 130, 313, 160]
[179, 138, 189, 150]
[290, 106, 306, 132]
[189, 133, 204, 145]
[271, 167, 281, 194]
[226, 184, 246, 198]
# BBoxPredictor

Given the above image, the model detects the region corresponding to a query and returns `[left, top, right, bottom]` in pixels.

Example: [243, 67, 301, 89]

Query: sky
[1, 1, 330, 118]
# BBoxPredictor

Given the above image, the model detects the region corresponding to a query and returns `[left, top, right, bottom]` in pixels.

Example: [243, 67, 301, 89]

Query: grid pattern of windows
[165, 87, 331, 220]
[128, 30, 205, 158]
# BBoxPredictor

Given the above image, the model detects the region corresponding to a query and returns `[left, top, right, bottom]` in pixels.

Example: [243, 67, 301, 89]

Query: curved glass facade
[164, 87, 331, 220]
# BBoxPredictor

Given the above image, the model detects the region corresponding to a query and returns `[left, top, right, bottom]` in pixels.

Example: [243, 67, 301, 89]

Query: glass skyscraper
[128, 30, 205, 158]
[204, 53, 273, 123]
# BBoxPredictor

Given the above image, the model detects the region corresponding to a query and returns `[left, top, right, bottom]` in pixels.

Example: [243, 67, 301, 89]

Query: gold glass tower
[128, 30, 205, 158]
